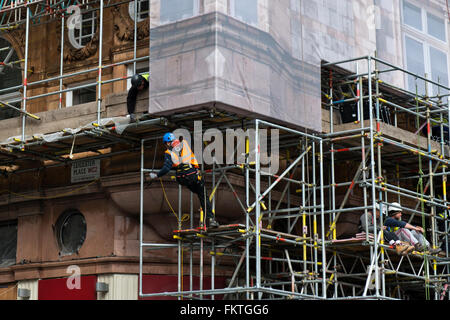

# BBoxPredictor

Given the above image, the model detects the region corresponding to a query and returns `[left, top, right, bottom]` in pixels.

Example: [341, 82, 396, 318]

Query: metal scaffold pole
[96, 0, 104, 125]
[254, 119, 262, 298]
[20, 3, 31, 149]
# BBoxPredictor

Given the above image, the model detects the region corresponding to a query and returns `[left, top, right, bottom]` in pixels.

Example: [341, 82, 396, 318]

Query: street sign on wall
[71, 159, 100, 183]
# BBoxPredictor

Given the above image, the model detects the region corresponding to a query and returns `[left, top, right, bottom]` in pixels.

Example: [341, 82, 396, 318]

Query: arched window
[68, 10, 97, 49]
[0, 37, 22, 120]
[55, 209, 87, 256]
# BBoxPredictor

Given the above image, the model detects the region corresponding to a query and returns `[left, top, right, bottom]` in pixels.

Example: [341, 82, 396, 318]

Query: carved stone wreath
[112, 5, 150, 42]
[64, 34, 99, 63]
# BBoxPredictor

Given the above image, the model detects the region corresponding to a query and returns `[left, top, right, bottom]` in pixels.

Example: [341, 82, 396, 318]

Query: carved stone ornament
[112, 5, 149, 42]
[64, 33, 99, 63]
[5, 27, 26, 60]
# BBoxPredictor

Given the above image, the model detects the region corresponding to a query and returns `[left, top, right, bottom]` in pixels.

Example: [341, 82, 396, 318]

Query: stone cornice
[0, 255, 232, 282]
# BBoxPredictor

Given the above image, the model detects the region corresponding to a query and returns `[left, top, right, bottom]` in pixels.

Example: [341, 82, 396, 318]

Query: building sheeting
[148, 1, 322, 132]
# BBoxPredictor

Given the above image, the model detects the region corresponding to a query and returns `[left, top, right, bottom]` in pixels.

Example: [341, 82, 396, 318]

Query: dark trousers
[384, 230, 399, 243]
[176, 172, 214, 220]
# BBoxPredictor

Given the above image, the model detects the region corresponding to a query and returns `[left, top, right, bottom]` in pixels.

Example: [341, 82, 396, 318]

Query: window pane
[405, 36, 426, 95]
[233, 0, 258, 26]
[73, 87, 96, 105]
[430, 47, 449, 95]
[427, 12, 446, 42]
[139, 0, 149, 19]
[0, 222, 17, 267]
[160, 0, 194, 24]
[403, 1, 422, 30]
[61, 213, 86, 253]
[129, 0, 149, 21]
[0, 38, 22, 90]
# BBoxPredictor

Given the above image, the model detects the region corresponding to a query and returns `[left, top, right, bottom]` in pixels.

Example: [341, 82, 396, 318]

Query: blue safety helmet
[163, 132, 175, 143]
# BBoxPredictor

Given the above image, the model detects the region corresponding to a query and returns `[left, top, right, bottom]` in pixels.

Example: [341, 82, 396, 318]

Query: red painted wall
[38, 275, 97, 300]
[140, 275, 227, 300]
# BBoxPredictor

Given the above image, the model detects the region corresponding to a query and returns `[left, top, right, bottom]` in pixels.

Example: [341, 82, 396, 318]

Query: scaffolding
[138, 56, 450, 300]
[0, 0, 449, 301]
[0, 0, 147, 143]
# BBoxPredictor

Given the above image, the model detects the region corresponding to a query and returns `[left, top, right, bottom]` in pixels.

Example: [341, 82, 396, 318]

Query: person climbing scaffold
[149, 132, 220, 228]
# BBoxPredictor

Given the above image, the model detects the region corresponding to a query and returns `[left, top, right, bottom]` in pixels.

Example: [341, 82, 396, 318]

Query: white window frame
[128, 0, 149, 22]
[127, 61, 149, 90]
[401, 0, 450, 95]
[230, 0, 258, 27]
[402, 1, 423, 32]
[66, 81, 97, 107]
[426, 11, 447, 43]
[68, 10, 97, 49]
[403, 33, 427, 93]
[402, 1, 448, 45]
[159, 0, 199, 25]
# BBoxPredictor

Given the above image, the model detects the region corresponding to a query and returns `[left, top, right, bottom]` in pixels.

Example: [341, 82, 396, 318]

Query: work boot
[403, 244, 415, 255]
[129, 113, 136, 123]
[414, 243, 425, 252]
[395, 242, 408, 256]
[208, 218, 219, 228]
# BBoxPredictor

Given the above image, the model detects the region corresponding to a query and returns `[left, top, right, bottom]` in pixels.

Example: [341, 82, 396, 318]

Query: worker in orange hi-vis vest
[149, 132, 219, 228]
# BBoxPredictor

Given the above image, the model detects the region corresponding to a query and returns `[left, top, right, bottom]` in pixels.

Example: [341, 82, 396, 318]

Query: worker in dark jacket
[386, 202, 441, 254]
[359, 202, 414, 255]
[127, 73, 149, 123]
[149, 132, 219, 228]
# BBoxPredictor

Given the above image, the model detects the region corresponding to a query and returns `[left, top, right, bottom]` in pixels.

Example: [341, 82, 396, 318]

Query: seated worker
[148, 132, 219, 228]
[359, 202, 414, 255]
[127, 73, 149, 123]
[386, 202, 441, 255]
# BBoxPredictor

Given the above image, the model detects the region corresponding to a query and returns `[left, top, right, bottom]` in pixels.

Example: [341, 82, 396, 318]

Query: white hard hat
[388, 202, 402, 215]
[375, 202, 387, 215]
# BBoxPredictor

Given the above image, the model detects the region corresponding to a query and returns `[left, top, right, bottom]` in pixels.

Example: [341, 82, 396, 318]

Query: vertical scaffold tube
[329, 71, 337, 242]
[178, 184, 182, 300]
[367, 56, 380, 297]
[21, 4, 30, 148]
[245, 132, 250, 299]
[319, 139, 326, 298]
[312, 141, 319, 295]
[96, 0, 104, 125]
[133, 0, 137, 73]
[374, 60, 386, 297]
[358, 63, 369, 244]
[59, 3, 64, 109]
[139, 139, 144, 297]
[255, 120, 262, 298]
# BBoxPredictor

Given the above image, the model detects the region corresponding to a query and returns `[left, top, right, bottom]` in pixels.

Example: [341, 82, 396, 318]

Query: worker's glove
[149, 173, 158, 180]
